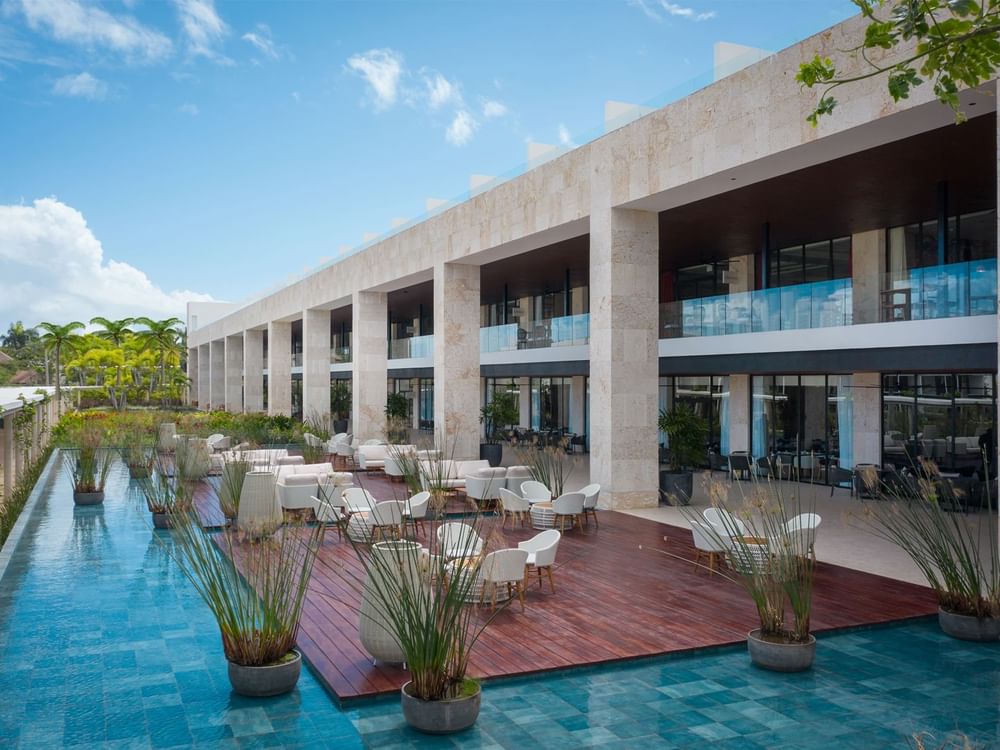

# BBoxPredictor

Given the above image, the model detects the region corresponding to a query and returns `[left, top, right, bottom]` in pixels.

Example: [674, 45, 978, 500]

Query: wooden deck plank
[199, 470, 939, 701]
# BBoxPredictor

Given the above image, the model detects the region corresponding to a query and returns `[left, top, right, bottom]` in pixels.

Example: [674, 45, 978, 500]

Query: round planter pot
[479, 443, 502, 468]
[333, 418, 349, 434]
[73, 491, 105, 506]
[747, 630, 816, 672]
[128, 465, 151, 480]
[152, 512, 172, 530]
[659, 471, 693, 505]
[938, 607, 1000, 642]
[401, 681, 481, 734]
[228, 650, 302, 697]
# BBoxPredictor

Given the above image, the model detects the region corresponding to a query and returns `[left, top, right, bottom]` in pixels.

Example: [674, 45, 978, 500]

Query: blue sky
[0, 0, 857, 326]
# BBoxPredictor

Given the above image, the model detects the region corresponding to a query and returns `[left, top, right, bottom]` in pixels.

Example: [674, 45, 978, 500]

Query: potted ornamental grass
[165, 510, 325, 696]
[330, 381, 351, 435]
[514, 438, 577, 497]
[680, 476, 818, 671]
[337, 508, 505, 734]
[857, 460, 1000, 641]
[479, 390, 518, 467]
[136, 457, 191, 529]
[65, 428, 114, 505]
[118, 424, 155, 479]
[658, 404, 707, 504]
[217, 451, 254, 521]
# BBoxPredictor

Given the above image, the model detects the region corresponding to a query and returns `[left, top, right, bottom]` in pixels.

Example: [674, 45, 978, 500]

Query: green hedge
[0, 445, 54, 549]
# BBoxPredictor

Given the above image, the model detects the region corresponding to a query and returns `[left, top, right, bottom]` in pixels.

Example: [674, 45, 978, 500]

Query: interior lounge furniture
[498, 488, 530, 528]
[690, 519, 728, 575]
[828, 465, 854, 496]
[518, 529, 560, 593]
[479, 549, 530, 611]
[853, 464, 882, 499]
[755, 455, 777, 478]
[520, 480, 552, 504]
[703, 507, 748, 537]
[551, 492, 585, 532]
[728, 452, 753, 480]
[437, 522, 484, 560]
[708, 451, 728, 477]
[579, 483, 601, 527]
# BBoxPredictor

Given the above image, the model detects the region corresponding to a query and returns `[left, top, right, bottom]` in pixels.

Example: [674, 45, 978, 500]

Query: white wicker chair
[498, 487, 529, 528]
[551, 492, 585, 532]
[479, 549, 530, 611]
[579, 483, 601, 527]
[518, 529, 561, 592]
[520, 480, 551, 504]
[437, 522, 484, 560]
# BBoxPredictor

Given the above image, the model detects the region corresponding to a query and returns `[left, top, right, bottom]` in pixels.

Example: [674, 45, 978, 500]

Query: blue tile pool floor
[0, 456, 998, 749]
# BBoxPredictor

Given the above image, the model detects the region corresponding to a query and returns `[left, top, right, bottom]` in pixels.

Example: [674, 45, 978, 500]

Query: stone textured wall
[224, 335, 243, 413]
[267, 321, 292, 417]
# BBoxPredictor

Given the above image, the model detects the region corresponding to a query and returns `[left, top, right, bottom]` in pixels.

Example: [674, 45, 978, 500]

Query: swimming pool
[1, 454, 998, 749]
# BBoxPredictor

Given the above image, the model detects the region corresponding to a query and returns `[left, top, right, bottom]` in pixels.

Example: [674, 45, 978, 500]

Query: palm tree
[36, 321, 85, 415]
[133, 317, 183, 405]
[90, 317, 134, 410]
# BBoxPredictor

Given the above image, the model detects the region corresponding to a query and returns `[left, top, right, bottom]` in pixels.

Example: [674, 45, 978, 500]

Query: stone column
[1, 413, 11, 500]
[352, 291, 388, 440]
[852, 372, 882, 467]
[852, 229, 885, 324]
[727, 255, 755, 293]
[244, 329, 264, 413]
[197, 343, 210, 410]
[517, 377, 531, 428]
[187, 347, 199, 407]
[589, 204, 660, 510]
[728, 374, 751, 453]
[434, 262, 481, 460]
[267, 321, 293, 417]
[224, 334, 244, 413]
[209, 340, 225, 411]
[303, 308, 332, 428]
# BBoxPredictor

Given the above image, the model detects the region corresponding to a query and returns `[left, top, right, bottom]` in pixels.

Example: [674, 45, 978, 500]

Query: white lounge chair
[703, 507, 748, 537]
[403, 491, 430, 536]
[311, 494, 349, 541]
[498, 488, 529, 528]
[580, 483, 601, 527]
[551, 492, 585, 532]
[520, 480, 551, 504]
[479, 549, 530, 611]
[437, 522, 484, 560]
[518, 529, 560, 593]
[690, 519, 728, 575]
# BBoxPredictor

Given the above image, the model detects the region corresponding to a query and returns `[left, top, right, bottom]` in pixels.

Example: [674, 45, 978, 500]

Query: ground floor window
[290, 374, 303, 421]
[529, 377, 571, 432]
[659, 376, 729, 464]
[262, 374, 268, 411]
[752, 374, 853, 481]
[388, 377, 434, 430]
[882, 373, 995, 475]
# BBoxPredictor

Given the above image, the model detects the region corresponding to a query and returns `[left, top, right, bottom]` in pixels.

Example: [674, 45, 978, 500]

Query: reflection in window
[658, 376, 729, 464]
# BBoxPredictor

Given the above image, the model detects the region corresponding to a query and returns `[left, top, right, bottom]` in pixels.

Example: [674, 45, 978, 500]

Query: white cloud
[52, 71, 108, 100]
[629, 0, 716, 22]
[8, 0, 172, 62]
[241, 22, 278, 59]
[173, 0, 229, 61]
[423, 72, 456, 110]
[0, 198, 213, 326]
[445, 109, 477, 146]
[178, 102, 199, 115]
[482, 99, 507, 118]
[557, 123, 575, 148]
[346, 48, 403, 110]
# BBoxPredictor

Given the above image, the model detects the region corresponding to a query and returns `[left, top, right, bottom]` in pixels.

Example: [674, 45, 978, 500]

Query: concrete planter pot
[938, 607, 1000, 642]
[401, 681, 481, 734]
[360, 541, 422, 663]
[659, 471, 693, 505]
[333, 418, 349, 434]
[747, 630, 816, 672]
[152, 512, 172, 529]
[128, 465, 151, 479]
[228, 650, 302, 697]
[73, 491, 104, 506]
[479, 443, 502, 468]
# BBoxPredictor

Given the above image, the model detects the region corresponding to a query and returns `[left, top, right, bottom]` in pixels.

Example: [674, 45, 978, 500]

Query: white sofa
[504, 466, 532, 492]
[419, 459, 492, 491]
[382, 445, 419, 479]
[358, 444, 390, 471]
[276, 462, 353, 510]
[465, 468, 508, 502]
[213, 447, 289, 474]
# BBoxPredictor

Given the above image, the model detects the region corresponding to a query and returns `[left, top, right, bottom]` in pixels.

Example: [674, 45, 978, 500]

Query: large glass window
[291, 374, 302, 421]
[882, 372, 996, 475]
[529, 377, 572, 432]
[659, 376, 729, 464]
[752, 374, 854, 482]
[769, 237, 851, 289]
[889, 210, 997, 273]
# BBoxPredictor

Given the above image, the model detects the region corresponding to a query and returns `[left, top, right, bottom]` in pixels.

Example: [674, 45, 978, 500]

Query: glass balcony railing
[660, 278, 853, 338]
[291, 352, 303, 367]
[389, 334, 434, 359]
[880, 259, 997, 322]
[330, 345, 351, 364]
[480, 313, 590, 353]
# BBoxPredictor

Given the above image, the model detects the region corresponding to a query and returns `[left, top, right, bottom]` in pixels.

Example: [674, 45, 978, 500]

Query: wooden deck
[198, 470, 939, 702]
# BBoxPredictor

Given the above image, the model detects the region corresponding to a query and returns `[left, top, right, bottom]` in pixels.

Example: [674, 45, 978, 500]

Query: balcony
[389, 334, 433, 360]
[881, 259, 997, 322]
[291, 352, 303, 367]
[480, 313, 590, 353]
[660, 278, 852, 338]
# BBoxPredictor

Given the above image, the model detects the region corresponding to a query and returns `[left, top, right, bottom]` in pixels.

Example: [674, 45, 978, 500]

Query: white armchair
[551, 492, 585, 533]
[518, 529, 560, 592]
[347, 500, 404, 542]
[703, 507, 748, 537]
[520, 480, 551, 504]
[504, 466, 531, 492]
[403, 491, 430, 536]
[690, 519, 728, 575]
[311, 493, 349, 541]
[276, 474, 319, 511]
[479, 549, 530, 611]
[437, 522, 484, 559]
[580, 483, 601, 527]
[498, 488, 529, 528]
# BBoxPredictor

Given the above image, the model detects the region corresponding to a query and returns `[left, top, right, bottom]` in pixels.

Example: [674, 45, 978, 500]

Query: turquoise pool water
[1, 455, 999, 749]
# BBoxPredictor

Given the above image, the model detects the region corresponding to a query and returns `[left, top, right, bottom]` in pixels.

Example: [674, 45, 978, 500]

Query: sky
[0, 0, 858, 328]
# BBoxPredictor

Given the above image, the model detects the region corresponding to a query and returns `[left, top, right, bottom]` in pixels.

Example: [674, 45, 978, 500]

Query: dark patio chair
[756, 455, 777, 479]
[728, 452, 752, 481]
[708, 451, 728, 477]
[828, 465, 853, 497]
